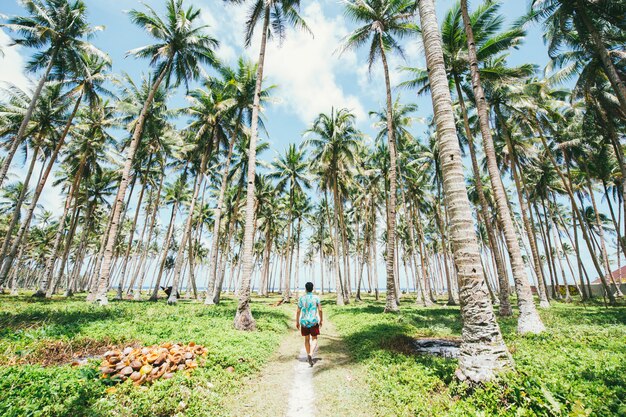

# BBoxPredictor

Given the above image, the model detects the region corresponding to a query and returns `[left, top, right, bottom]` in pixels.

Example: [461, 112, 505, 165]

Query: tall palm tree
[1, 51, 113, 287]
[94, 0, 219, 305]
[269, 143, 311, 302]
[167, 77, 234, 304]
[230, 0, 309, 330]
[305, 108, 361, 305]
[459, 0, 545, 334]
[341, 0, 416, 312]
[416, 0, 512, 383]
[0, 0, 106, 187]
[205, 58, 273, 305]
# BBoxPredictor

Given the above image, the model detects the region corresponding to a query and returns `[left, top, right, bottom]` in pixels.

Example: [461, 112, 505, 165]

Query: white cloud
[0, 31, 32, 92]
[201, 2, 367, 125]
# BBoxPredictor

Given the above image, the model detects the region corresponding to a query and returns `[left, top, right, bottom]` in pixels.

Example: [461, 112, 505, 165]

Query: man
[296, 281, 323, 367]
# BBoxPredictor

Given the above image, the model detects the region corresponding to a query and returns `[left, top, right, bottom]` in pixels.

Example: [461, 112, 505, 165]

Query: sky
[0, 0, 612, 290]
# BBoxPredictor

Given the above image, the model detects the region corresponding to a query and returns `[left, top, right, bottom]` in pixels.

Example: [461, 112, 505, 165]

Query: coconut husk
[99, 342, 207, 386]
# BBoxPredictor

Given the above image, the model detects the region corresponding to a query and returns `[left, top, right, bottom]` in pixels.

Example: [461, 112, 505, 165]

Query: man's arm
[296, 307, 301, 329]
[318, 303, 323, 328]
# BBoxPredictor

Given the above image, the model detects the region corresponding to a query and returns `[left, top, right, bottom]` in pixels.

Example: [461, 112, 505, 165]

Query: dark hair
[305, 282, 314, 292]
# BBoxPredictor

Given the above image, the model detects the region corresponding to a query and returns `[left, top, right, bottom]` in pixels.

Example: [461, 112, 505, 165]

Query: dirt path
[227, 319, 371, 417]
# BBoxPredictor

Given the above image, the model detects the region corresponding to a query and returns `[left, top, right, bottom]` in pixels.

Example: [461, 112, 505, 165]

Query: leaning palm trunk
[0, 145, 39, 281]
[0, 94, 82, 286]
[460, 0, 545, 334]
[169, 156, 206, 304]
[149, 203, 178, 301]
[116, 177, 147, 300]
[497, 111, 550, 308]
[418, 0, 512, 382]
[454, 77, 512, 315]
[540, 133, 616, 304]
[584, 170, 623, 297]
[133, 171, 164, 299]
[206, 114, 240, 304]
[0, 50, 58, 187]
[39, 155, 86, 297]
[95, 60, 171, 306]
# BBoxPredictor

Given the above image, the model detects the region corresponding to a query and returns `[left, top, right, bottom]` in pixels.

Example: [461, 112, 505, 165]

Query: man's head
[305, 282, 314, 293]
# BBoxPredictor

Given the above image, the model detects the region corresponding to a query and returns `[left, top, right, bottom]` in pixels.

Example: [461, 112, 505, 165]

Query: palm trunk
[169, 158, 207, 304]
[149, 202, 178, 301]
[116, 173, 147, 300]
[0, 93, 82, 286]
[95, 59, 171, 306]
[418, 0, 512, 382]
[584, 167, 623, 297]
[133, 170, 164, 300]
[497, 111, 550, 307]
[39, 154, 87, 297]
[0, 145, 39, 279]
[379, 37, 399, 313]
[460, 0, 544, 334]
[454, 77, 512, 315]
[233, 6, 270, 330]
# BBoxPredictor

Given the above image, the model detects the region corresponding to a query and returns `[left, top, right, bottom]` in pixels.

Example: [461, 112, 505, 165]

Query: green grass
[0, 293, 291, 417]
[326, 296, 626, 417]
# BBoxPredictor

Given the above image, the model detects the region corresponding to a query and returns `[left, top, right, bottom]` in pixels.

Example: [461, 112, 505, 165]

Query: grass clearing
[0, 293, 291, 417]
[326, 296, 626, 417]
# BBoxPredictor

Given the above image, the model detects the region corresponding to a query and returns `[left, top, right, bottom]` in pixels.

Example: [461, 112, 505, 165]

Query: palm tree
[0, 0, 106, 187]
[205, 58, 273, 305]
[459, 0, 545, 334]
[94, 0, 219, 305]
[530, 0, 626, 114]
[416, 0, 512, 383]
[230, 0, 309, 330]
[167, 77, 235, 304]
[148, 172, 190, 301]
[341, 0, 416, 312]
[269, 143, 311, 302]
[305, 108, 361, 305]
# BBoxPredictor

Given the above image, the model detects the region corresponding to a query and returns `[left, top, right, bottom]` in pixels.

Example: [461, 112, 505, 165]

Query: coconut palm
[94, 0, 219, 305]
[416, 0, 512, 382]
[530, 0, 626, 114]
[305, 108, 361, 305]
[0, 0, 106, 187]
[341, 0, 417, 312]
[205, 58, 273, 305]
[230, 0, 309, 330]
[459, 0, 546, 333]
[269, 143, 311, 302]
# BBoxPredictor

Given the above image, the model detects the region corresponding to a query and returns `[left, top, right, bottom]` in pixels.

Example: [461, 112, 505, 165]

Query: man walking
[296, 281, 323, 367]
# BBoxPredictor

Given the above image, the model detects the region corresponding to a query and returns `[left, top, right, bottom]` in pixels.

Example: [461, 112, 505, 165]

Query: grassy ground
[2, 292, 624, 417]
[326, 295, 626, 417]
[0, 293, 291, 417]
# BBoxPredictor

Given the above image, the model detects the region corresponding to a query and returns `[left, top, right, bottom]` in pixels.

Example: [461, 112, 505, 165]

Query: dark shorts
[300, 324, 320, 337]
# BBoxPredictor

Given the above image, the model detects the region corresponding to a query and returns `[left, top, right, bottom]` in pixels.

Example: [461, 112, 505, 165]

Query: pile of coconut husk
[99, 342, 207, 385]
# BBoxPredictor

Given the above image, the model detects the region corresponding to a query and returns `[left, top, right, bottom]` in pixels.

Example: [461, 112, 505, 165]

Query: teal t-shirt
[298, 292, 320, 328]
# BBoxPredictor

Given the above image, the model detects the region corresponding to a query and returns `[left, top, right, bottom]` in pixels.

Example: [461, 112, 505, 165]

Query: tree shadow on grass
[315, 320, 458, 383]
[0, 308, 127, 340]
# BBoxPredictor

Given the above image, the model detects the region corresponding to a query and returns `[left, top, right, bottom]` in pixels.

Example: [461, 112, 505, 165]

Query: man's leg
[311, 336, 318, 357]
[304, 334, 311, 356]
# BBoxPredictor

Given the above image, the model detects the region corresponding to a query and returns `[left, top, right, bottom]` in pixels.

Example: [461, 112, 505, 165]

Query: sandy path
[226, 319, 371, 417]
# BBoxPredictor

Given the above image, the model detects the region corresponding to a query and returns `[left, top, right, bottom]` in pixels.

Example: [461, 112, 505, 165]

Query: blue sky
[0, 0, 550, 160]
[2, 0, 610, 290]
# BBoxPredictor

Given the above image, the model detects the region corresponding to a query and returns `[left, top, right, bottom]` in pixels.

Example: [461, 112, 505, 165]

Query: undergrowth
[0, 293, 290, 417]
